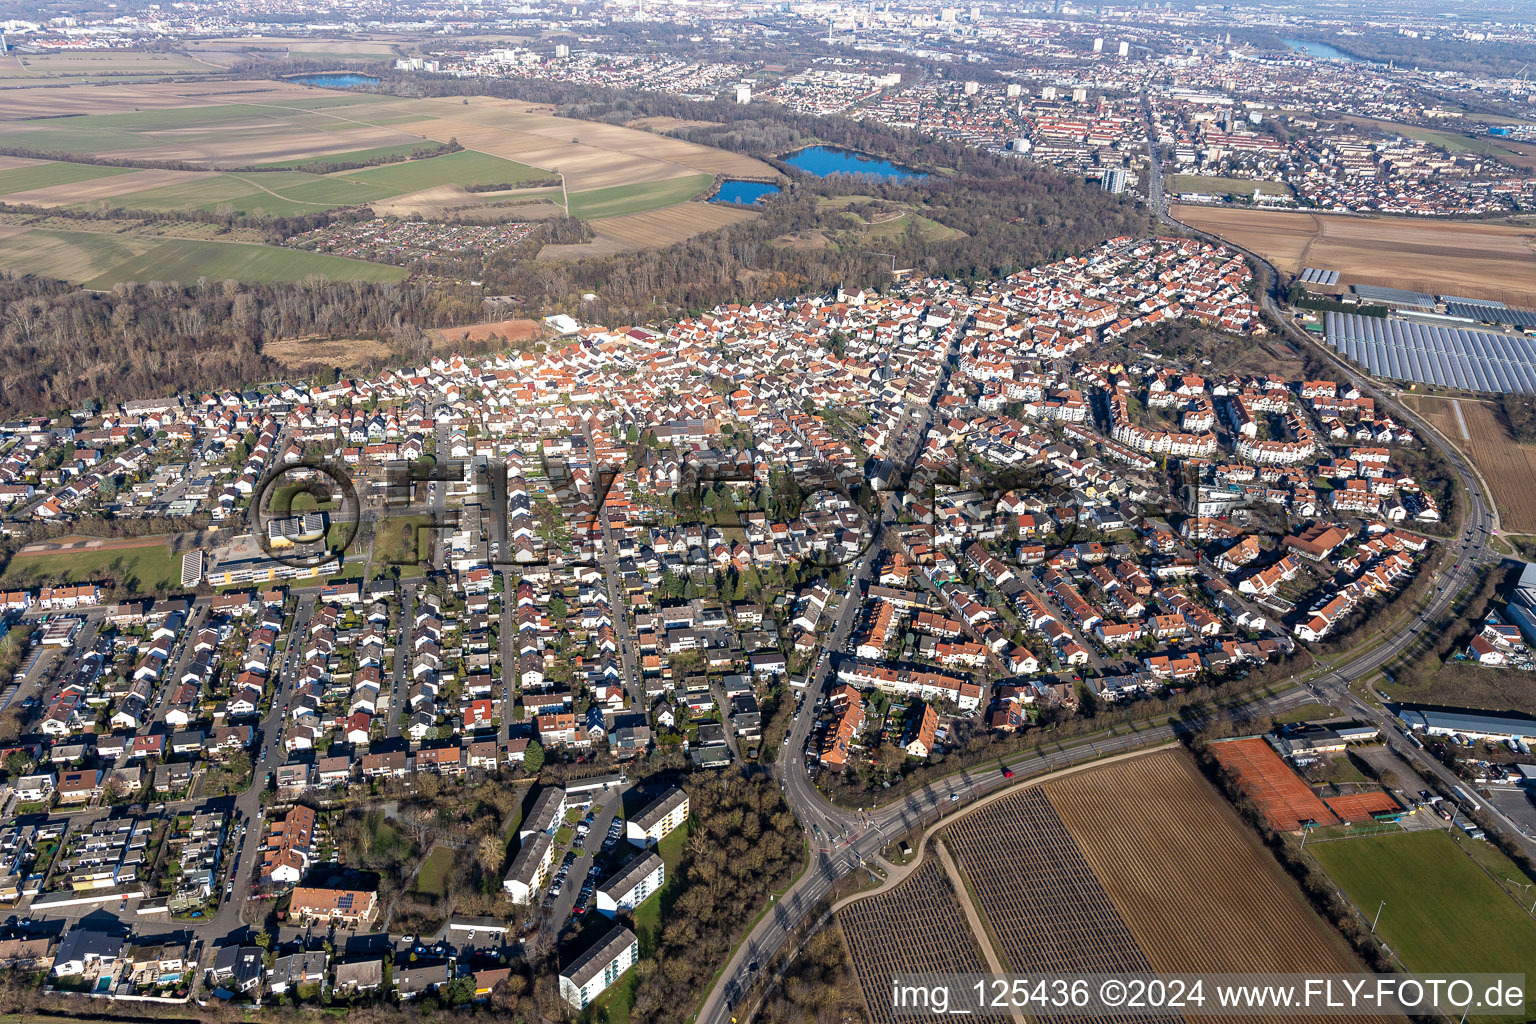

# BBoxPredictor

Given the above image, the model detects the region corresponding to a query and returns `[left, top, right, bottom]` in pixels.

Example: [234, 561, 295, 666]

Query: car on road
[949, 793, 959, 802]
[1002, 767, 1014, 779]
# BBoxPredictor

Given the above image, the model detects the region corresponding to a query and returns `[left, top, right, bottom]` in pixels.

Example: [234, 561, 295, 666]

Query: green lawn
[1309, 830, 1536, 984]
[412, 845, 457, 897]
[82, 237, 405, 288]
[586, 963, 638, 1024]
[630, 820, 690, 941]
[0, 540, 182, 592]
[0, 160, 135, 196]
[566, 173, 713, 220]
[1272, 702, 1342, 725]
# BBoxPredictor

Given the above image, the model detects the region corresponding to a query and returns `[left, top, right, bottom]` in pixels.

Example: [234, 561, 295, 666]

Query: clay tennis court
[1208, 737, 1340, 830]
[1323, 791, 1403, 823]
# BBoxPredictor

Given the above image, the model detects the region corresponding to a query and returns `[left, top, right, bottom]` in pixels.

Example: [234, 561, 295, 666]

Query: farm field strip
[588, 203, 758, 248]
[566, 174, 715, 220]
[1406, 396, 1536, 533]
[944, 790, 1163, 1024]
[838, 859, 1012, 1024]
[1046, 750, 1366, 995]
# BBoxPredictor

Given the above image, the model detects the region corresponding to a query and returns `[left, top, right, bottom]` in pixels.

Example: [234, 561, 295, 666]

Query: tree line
[0, 275, 486, 417]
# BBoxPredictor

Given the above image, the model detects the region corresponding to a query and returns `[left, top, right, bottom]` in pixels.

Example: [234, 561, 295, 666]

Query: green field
[630, 819, 690, 941]
[1271, 702, 1342, 725]
[566, 173, 713, 220]
[255, 143, 446, 170]
[67, 150, 545, 217]
[1309, 829, 1536, 985]
[0, 540, 183, 591]
[0, 224, 399, 288]
[79, 237, 405, 288]
[412, 845, 457, 897]
[0, 161, 134, 195]
[1169, 174, 1293, 197]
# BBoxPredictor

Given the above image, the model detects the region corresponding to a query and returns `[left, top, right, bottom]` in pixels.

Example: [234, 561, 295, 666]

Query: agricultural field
[82, 237, 406, 287]
[0, 50, 220, 85]
[945, 789, 1155, 983]
[0, 159, 136, 194]
[0, 211, 403, 287]
[1403, 396, 1536, 533]
[1308, 829, 1536, 991]
[931, 750, 1371, 1024]
[838, 859, 1010, 1024]
[1172, 206, 1536, 305]
[564, 173, 714, 220]
[540, 202, 758, 260]
[1047, 749, 1364, 978]
[0, 535, 184, 591]
[0, 82, 775, 279]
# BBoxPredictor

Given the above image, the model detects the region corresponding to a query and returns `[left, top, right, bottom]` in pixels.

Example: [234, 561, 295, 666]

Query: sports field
[1208, 736, 1340, 830]
[1174, 206, 1536, 306]
[1169, 173, 1293, 197]
[1309, 829, 1536, 985]
[0, 535, 183, 590]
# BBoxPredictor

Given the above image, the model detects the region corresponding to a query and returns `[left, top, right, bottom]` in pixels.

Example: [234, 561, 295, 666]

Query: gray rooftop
[600, 850, 663, 900]
[631, 785, 688, 830]
[561, 925, 637, 988]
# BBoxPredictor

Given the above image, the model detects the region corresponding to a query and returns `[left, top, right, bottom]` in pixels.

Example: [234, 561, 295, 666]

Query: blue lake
[290, 73, 381, 88]
[711, 180, 782, 205]
[1282, 38, 1356, 62]
[783, 145, 927, 181]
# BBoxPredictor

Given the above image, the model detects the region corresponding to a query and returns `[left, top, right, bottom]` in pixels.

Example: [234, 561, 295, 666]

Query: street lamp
[1371, 899, 1385, 934]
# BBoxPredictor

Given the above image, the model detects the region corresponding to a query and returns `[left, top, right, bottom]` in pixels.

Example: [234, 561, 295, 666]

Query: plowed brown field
[1406, 395, 1536, 533]
[1046, 749, 1365, 991]
[1174, 206, 1536, 305]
